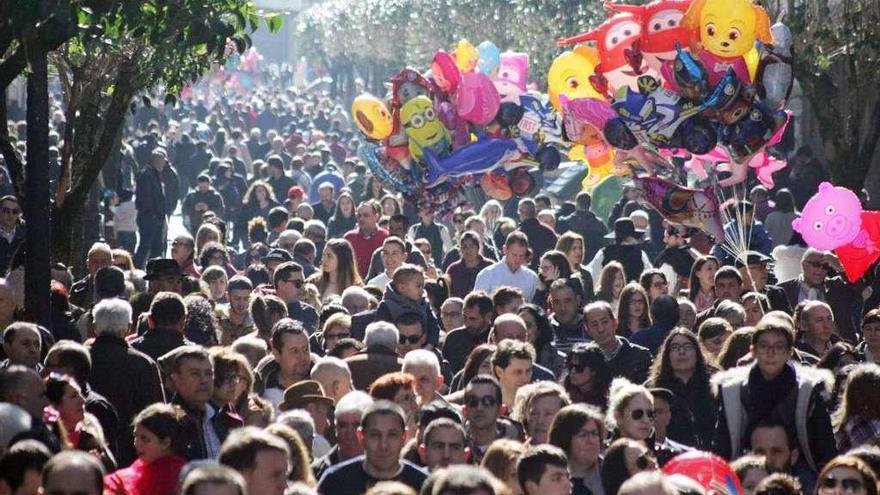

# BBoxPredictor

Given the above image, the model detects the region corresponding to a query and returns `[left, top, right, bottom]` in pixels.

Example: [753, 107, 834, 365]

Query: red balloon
[662, 451, 744, 495]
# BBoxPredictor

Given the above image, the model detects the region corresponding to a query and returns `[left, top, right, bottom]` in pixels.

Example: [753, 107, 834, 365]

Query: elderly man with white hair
[344, 321, 404, 390]
[312, 391, 374, 479]
[310, 356, 353, 403]
[87, 298, 165, 466]
[70, 242, 113, 310]
[402, 349, 444, 406]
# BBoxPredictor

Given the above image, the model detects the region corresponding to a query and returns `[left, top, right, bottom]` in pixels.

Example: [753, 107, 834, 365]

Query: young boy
[517, 445, 572, 495]
[374, 264, 442, 347]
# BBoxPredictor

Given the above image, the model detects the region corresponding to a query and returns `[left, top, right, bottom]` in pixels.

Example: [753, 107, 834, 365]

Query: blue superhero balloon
[423, 137, 520, 186]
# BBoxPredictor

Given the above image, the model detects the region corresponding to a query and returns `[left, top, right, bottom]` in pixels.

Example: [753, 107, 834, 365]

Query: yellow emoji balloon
[453, 39, 479, 73]
[352, 94, 393, 140]
[683, 0, 772, 58]
[400, 95, 450, 162]
[547, 46, 602, 114]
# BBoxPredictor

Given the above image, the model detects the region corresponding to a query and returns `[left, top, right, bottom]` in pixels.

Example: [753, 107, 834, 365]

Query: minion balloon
[400, 96, 451, 163]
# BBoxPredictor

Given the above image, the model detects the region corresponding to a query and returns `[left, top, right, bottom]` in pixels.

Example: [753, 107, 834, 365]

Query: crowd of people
[1, 82, 879, 495]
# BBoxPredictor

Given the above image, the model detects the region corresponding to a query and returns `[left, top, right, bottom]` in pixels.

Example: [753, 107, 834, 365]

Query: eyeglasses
[819, 476, 865, 493]
[630, 409, 655, 421]
[282, 279, 304, 288]
[756, 342, 790, 354]
[668, 343, 696, 353]
[465, 395, 498, 408]
[635, 451, 656, 470]
[576, 429, 602, 440]
[399, 333, 424, 345]
[804, 260, 830, 270]
[222, 374, 245, 385]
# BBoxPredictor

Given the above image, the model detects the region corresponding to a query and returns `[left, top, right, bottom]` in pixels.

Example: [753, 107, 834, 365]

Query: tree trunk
[24, 39, 51, 325]
[52, 60, 137, 268]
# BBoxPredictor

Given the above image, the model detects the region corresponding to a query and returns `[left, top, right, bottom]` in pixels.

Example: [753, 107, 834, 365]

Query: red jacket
[104, 456, 186, 495]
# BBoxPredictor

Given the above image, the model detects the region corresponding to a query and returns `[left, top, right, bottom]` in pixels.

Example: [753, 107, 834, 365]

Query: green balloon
[590, 176, 623, 222]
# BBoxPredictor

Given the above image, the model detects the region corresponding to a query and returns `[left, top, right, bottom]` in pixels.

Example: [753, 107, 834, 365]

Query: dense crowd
[1, 83, 879, 495]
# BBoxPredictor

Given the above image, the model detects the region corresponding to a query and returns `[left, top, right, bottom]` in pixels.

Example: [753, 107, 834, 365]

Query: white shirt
[203, 404, 222, 459]
[367, 272, 391, 291]
[586, 247, 653, 283]
[473, 257, 538, 300]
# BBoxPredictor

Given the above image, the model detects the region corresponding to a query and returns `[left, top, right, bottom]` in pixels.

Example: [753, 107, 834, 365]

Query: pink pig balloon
[792, 182, 863, 251]
[455, 72, 501, 126]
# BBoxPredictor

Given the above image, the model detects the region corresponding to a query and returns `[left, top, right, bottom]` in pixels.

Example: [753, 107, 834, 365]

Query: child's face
[398, 274, 425, 301]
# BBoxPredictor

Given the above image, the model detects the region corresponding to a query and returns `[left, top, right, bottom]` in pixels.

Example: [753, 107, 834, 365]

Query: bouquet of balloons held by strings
[352, 0, 795, 234]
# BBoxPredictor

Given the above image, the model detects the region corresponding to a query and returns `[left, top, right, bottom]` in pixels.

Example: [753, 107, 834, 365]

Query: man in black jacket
[0, 195, 24, 275]
[583, 301, 652, 383]
[182, 174, 225, 231]
[558, 191, 608, 263]
[170, 346, 243, 460]
[89, 298, 165, 466]
[131, 292, 193, 361]
[134, 148, 170, 268]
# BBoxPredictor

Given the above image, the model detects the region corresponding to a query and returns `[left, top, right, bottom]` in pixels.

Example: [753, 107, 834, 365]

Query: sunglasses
[284, 279, 304, 288]
[630, 409, 655, 421]
[399, 333, 424, 345]
[465, 395, 498, 408]
[819, 476, 864, 493]
[635, 451, 656, 470]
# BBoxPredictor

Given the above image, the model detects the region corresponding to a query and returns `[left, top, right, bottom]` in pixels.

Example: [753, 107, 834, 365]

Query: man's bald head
[492, 313, 527, 343]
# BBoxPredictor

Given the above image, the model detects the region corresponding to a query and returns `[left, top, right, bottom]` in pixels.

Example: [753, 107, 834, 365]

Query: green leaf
[266, 14, 283, 33]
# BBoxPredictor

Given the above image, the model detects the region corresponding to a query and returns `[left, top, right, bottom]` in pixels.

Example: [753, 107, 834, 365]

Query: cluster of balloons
[548, 0, 795, 239]
[352, 39, 567, 213]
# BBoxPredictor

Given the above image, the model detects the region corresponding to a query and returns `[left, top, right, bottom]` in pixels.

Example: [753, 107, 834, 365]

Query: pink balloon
[455, 72, 500, 126]
[793, 182, 864, 251]
[432, 51, 461, 93]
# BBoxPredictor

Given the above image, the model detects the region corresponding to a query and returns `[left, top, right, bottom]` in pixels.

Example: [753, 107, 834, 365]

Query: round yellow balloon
[454, 39, 479, 73]
[352, 94, 393, 140]
[547, 46, 602, 113]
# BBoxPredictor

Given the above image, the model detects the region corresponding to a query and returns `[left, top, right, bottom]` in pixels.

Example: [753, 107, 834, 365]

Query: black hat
[95, 266, 126, 299]
[143, 258, 183, 280]
[733, 250, 772, 268]
[605, 217, 646, 241]
[648, 387, 674, 402]
[261, 248, 293, 265]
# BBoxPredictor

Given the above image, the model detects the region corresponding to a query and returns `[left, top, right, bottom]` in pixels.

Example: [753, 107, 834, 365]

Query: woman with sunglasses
[171, 234, 200, 278]
[645, 328, 718, 450]
[562, 343, 612, 410]
[549, 404, 607, 495]
[606, 378, 678, 467]
[601, 438, 658, 495]
[816, 455, 878, 495]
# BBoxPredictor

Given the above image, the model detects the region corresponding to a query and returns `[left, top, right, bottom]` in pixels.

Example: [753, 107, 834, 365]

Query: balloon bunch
[352, 40, 567, 213]
[550, 0, 795, 239]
